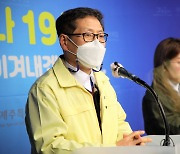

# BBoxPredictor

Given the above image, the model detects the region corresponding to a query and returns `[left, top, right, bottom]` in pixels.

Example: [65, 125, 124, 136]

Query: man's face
[62, 16, 106, 72]
[68, 16, 105, 53]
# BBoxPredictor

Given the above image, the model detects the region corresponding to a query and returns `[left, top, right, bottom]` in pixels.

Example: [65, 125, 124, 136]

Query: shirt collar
[168, 80, 180, 93]
[64, 61, 95, 92]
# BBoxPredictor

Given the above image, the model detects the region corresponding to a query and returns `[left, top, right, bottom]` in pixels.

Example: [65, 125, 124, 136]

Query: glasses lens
[84, 33, 94, 42]
[98, 33, 108, 43]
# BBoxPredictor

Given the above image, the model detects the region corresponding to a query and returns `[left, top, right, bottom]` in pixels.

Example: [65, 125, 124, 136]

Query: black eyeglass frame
[65, 32, 108, 43]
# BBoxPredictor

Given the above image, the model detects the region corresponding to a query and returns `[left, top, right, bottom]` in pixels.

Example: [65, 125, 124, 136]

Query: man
[25, 7, 151, 154]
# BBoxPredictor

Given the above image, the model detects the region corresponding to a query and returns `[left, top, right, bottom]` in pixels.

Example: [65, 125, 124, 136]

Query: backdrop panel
[0, 0, 180, 153]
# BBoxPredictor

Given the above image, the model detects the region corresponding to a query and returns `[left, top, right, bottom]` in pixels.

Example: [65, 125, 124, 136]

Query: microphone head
[110, 62, 124, 78]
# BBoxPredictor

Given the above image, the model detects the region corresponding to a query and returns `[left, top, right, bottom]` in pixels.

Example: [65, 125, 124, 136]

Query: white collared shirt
[64, 61, 95, 92]
[168, 80, 180, 93]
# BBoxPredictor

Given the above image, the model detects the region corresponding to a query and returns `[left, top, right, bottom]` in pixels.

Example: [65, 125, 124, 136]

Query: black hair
[56, 7, 104, 37]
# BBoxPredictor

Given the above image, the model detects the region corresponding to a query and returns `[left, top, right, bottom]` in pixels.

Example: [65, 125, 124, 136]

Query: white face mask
[67, 37, 106, 69]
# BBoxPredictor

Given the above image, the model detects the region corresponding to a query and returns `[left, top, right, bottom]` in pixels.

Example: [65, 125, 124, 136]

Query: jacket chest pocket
[61, 104, 94, 117]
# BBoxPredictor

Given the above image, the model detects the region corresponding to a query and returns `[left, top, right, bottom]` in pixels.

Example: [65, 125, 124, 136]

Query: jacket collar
[53, 57, 78, 87]
[53, 56, 109, 88]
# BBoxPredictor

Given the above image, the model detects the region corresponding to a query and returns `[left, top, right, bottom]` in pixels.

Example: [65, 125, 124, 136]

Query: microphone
[110, 62, 171, 146]
[110, 62, 149, 89]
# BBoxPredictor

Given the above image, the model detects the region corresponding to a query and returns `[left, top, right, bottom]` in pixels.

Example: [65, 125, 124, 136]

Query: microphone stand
[119, 67, 171, 146]
[137, 79, 170, 146]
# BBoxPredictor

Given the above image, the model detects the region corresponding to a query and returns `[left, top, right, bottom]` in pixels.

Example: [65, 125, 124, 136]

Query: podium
[72, 135, 180, 154]
[146, 135, 180, 146]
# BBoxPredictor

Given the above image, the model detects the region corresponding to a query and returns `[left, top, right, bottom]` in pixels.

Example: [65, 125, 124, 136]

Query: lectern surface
[72, 146, 174, 154]
[72, 135, 180, 154]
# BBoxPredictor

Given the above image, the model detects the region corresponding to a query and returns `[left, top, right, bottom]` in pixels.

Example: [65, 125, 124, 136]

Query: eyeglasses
[66, 32, 108, 43]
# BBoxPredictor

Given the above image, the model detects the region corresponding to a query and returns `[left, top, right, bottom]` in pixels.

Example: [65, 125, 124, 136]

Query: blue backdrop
[0, 0, 180, 153]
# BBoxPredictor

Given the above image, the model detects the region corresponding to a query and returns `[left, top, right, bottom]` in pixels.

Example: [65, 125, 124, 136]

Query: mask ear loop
[60, 53, 80, 72]
[68, 58, 80, 72]
[92, 63, 103, 72]
[65, 36, 80, 72]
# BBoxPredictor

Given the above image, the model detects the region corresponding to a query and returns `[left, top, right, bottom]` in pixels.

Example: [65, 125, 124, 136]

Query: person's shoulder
[142, 85, 156, 105]
[30, 57, 63, 90]
[29, 67, 55, 91]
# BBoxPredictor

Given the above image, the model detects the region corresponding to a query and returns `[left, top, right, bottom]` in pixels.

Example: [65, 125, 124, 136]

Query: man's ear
[59, 34, 68, 50]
